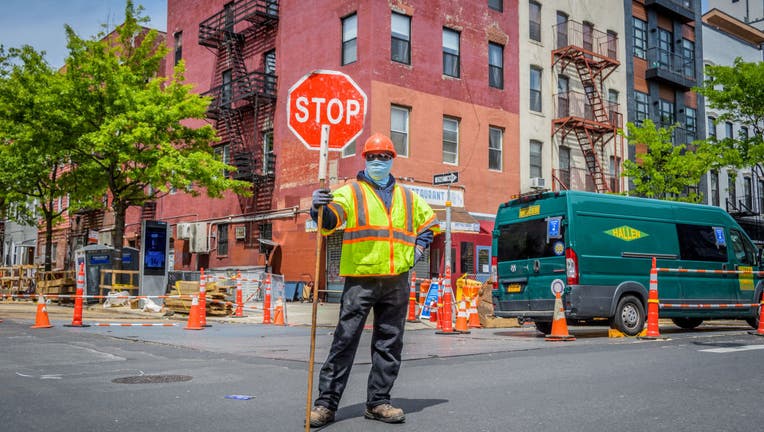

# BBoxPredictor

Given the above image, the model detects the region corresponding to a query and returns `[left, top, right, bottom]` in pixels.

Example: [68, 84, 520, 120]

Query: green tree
[64, 1, 250, 267]
[0, 45, 79, 271]
[695, 57, 764, 171]
[620, 120, 710, 203]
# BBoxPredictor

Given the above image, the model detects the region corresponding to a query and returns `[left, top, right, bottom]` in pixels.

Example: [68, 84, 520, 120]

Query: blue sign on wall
[90, 254, 110, 265]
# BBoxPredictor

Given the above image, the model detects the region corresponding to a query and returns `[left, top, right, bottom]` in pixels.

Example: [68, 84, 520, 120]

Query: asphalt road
[1, 314, 763, 432]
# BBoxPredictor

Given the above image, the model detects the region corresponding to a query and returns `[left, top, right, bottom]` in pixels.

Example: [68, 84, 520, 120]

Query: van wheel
[535, 321, 552, 335]
[612, 295, 645, 336]
[747, 304, 760, 329]
[671, 318, 703, 329]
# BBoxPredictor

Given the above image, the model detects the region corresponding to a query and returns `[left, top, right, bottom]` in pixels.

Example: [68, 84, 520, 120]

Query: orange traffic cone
[185, 295, 203, 330]
[31, 295, 53, 329]
[545, 291, 575, 341]
[467, 295, 482, 329]
[749, 291, 764, 336]
[406, 271, 420, 323]
[454, 300, 470, 333]
[65, 263, 90, 328]
[435, 289, 457, 335]
[640, 257, 663, 340]
[273, 297, 285, 326]
[232, 272, 247, 318]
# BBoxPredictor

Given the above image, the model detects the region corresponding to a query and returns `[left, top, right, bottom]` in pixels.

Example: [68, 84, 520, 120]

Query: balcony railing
[553, 19, 618, 61]
[645, 47, 696, 88]
[199, 0, 279, 47]
[644, 0, 695, 23]
[553, 167, 621, 193]
[203, 70, 277, 113]
[553, 90, 622, 128]
[659, 124, 697, 146]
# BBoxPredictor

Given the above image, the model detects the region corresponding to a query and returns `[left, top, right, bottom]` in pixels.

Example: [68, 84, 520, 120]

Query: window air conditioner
[530, 177, 546, 189]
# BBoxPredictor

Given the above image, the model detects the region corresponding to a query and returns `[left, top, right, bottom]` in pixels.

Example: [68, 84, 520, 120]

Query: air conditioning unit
[530, 177, 546, 189]
[189, 222, 209, 253]
[176, 223, 192, 240]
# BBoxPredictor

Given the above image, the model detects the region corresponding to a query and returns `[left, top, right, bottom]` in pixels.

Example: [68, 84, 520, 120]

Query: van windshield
[497, 218, 566, 261]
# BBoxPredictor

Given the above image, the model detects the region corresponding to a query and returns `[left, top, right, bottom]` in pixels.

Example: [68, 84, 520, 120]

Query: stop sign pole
[287, 70, 367, 431]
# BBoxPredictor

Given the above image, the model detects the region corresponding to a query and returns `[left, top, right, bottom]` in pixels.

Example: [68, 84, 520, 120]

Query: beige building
[518, 0, 628, 194]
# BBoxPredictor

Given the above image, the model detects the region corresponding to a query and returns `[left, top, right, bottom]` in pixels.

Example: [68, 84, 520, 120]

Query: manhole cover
[112, 375, 192, 384]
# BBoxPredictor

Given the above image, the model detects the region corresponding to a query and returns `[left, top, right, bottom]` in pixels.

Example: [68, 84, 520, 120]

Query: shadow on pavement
[332, 397, 448, 424]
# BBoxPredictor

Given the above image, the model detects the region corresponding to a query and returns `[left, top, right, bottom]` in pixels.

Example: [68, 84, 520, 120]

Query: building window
[442, 117, 459, 164]
[758, 179, 764, 213]
[264, 49, 276, 94]
[634, 90, 650, 126]
[530, 66, 542, 112]
[583, 21, 594, 52]
[342, 13, 357, 65]
[685, 107, 697, 142]
[489, 0, 503, 12]
[258, 223, 273, 254]
[707, 116, 717, 139]
[741, 126, 749, 140]
[488, 42, 504, 89]
[725, 121, 734, 138]
[217, 224, 229, 256]
[744, 177, 753, 210]
[556, 11, 569, 48]
[443, 28, 460, 78]
[557, 74, 570, 117]
[659, 99, 674, 126]
[460, 241, 474, 274]
[558, 146, 571, 188]
[729, 170, 737, 206]
[682, 39, 695, 78]
[658, 28, 673, 69]
[221, 69, 232, 106]
[607, 30, 618, 58]
[529, 1, 541, 42]
[391, 13, 411, 65]
[173, 31, 182, 65]
[390, 105, 410, 157]
[488, 126, 503, 171]
[633, 17, 647, 59]
[610, 156, 621, 192]
[608, 89, 619, 125]
[263, 130, 274, 174]
[710, 170, 719, 206]
[530, 140, 542, 178]
[342, 139, 356, 158]
[214, 143, 230, 178]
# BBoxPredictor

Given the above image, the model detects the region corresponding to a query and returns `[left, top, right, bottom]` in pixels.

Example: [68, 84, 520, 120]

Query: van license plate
[507, 283, 522, 293]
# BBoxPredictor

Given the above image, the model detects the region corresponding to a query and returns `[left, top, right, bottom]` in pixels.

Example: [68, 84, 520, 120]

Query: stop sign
[287, 70, 368, 150]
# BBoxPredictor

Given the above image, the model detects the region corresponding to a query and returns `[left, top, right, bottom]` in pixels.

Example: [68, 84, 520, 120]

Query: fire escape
[551, 20, 623, 193]
[199, 0, 278, 245]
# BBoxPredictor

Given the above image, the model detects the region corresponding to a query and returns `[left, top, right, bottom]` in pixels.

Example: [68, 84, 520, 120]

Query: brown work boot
[364, 403, 405, 423]
[309, 405, 335, 428]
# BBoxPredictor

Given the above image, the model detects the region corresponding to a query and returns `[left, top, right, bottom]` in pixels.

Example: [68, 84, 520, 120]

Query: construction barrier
[64, 263, 89, 328]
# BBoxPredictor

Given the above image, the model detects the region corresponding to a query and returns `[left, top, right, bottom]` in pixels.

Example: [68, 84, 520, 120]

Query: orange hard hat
[361, 133, 397, 158]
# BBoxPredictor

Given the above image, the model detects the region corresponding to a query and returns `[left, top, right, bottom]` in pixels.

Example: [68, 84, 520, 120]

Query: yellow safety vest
[322, 181, 438, 276]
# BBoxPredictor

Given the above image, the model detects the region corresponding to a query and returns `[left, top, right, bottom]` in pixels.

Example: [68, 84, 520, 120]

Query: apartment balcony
[203, 70, 277, 117]
[199, 0, 279, 48]
[553, 167, 621, 193]
[644, 0, 695, 23]
[553, 90, 622, 132]
[645, 47, 697, 89]
[553, 19, 619, 66]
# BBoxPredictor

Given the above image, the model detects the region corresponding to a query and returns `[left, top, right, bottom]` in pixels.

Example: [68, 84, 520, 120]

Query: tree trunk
[113, 201, 127, 270]
[44, 212, 53, 272]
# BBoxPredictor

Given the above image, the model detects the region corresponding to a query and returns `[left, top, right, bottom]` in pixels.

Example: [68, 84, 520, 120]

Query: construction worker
[308, 133, 438, 427]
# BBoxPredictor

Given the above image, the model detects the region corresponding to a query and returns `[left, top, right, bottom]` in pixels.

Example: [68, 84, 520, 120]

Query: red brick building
[132, 0, 521, 288]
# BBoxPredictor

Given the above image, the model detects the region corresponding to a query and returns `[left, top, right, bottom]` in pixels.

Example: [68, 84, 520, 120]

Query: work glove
[312, 188, 333, 208]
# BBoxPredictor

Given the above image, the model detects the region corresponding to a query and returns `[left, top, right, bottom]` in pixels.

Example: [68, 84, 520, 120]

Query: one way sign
[433, 171, 459, 185]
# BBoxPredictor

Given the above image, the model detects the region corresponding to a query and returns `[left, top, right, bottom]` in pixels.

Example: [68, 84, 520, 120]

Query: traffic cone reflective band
[749, 291, 764, 336]
[273, 297, 285, 326]
[454, 300, 470, 333]
[407, 271, 420, 323]
[640, 257, 662, 340]
[436, 276, 444, 329]
[262, 273, 272, 324]
[185, 295, 203, 330]
[232, 271, 246, 318]
[545, 291, 575, 341]
[31, 295, 53, 329]
[199, 268, 210, 327]
[435, 287, 457, 335]
[65, 263, 90, 328]
[428, 300, 438, 324]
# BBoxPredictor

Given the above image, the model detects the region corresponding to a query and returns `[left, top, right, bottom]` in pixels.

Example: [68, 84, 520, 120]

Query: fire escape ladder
[219, 109, 255, 182]
[224, 36, 254, 99]
[140, 201, 157, 221]
[574, 128, 611, 193]
[575, 61, 609, 124]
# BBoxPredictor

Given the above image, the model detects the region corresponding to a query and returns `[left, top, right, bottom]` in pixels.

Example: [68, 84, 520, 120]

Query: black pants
[314, 272, 410, 411]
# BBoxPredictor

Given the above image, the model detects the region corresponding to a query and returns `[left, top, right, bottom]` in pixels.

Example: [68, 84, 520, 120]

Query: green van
[490, 190, 762, 336]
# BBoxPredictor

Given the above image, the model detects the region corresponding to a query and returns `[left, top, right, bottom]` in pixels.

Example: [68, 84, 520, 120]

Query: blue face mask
[365, 159, 393, 186]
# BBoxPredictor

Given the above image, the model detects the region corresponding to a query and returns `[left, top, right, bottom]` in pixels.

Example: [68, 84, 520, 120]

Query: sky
[0, 0, 167, 69]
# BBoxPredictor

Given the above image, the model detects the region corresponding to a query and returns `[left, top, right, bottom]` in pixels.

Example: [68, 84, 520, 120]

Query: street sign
[287, 70, 368, 151]
[433, 171, 459, 185]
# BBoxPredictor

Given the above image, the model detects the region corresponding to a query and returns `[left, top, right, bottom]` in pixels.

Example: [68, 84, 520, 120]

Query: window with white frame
[390, 105, 410, 157]
[530, 66, 542, 112]
[530, 140, 542, 178]
[442, 117, 459, 164]
[342, 13, 357, 65]
[488, 42, 503, 89]
[488, 126, 503, 171]
[529, 1, 541, 42]
[710, 170, 719, 206]
[443, 28, 460, 77]
[391, 13, 411, 64]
